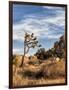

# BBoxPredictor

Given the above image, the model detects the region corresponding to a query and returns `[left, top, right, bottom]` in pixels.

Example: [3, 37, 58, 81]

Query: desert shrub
[23, 69, 43, 79]
[28, 56, 41, 65]
[13, 55, 16, 64]
[23, 70, 34, 77]
[22, 65, 44, 78]
[35, 48, 46, 60]
[28, 59, 40, 65]
[12, 55, 22, 67]
[43, 60, 65, 79]
[28, 60, 39, 65]
[13, 59, 16, 65]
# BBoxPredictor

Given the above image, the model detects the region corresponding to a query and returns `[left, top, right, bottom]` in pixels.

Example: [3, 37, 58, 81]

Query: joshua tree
[20, 32, 41, 67]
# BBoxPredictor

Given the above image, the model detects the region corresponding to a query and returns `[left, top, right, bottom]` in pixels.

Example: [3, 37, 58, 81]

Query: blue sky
[13, 4, 65, 55]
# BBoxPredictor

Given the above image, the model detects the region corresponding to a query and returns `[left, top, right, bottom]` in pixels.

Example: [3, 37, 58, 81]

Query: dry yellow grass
[12, 56, 66, 87]
[13, 75, 65, 87]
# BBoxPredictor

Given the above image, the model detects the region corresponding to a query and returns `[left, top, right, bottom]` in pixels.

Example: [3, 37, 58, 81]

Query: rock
[56, 57, 60, 62]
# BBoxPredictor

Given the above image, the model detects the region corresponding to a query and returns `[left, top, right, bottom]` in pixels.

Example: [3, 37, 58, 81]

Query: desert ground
[12, 55, 66, 87]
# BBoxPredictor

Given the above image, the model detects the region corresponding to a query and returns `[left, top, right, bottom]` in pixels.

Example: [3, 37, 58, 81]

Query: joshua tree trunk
[20, 40, 26, 67]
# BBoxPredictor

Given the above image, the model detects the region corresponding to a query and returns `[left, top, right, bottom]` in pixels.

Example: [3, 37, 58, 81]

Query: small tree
[20, 33, 41, 67]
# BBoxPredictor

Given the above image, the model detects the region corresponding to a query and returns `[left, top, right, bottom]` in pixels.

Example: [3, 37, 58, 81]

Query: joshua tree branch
[25, 46, 29, 54]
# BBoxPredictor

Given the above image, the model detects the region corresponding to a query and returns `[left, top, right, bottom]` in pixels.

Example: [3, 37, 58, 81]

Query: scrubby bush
[35, 48, 46, 60]
[28, 60, 40, 65]
[22, 65, 44, 78]
[12, 55, 22, 67]
[43, 60, 65, 78]
[28, 56, 40, 65]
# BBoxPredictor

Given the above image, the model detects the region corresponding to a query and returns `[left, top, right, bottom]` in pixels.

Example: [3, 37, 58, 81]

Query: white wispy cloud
[43, 6, 64, 10]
